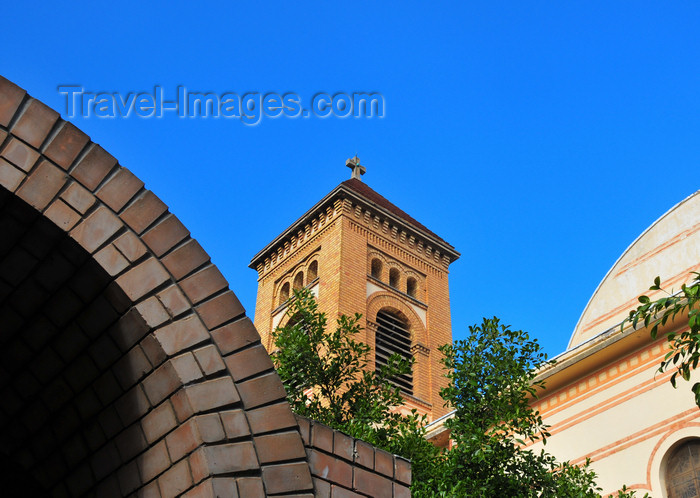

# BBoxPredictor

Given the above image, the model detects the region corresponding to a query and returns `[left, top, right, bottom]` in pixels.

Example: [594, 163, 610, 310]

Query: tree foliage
[411, 317, 602, 497]
[271, 288, 436, 461]
[623, 272, 700, 406]
[274, 290, 641, 497]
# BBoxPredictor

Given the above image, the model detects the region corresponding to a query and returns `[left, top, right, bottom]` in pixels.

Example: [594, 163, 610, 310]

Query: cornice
[250, 183, 460, 277]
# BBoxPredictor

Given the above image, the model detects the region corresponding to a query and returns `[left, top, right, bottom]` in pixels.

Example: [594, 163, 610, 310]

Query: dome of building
[570, 190, 700, 349]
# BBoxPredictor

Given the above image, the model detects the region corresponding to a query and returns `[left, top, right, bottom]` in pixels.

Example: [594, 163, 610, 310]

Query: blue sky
[4, 1, 700, 357]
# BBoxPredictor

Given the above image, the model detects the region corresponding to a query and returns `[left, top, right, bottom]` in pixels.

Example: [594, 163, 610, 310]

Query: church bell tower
[249, 158, 460, 421]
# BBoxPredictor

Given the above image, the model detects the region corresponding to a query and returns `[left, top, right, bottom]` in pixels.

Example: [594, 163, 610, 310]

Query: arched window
[375, 310, 412, 395]
[308, 260, 318, 282]
[666, 439, 700, 497]
[371, 258, 382, 280]
[406, 277, 417, 298]
[293, 271, 304, 291]
[279, 282, 290, 305]
[389, 268, 400, 289]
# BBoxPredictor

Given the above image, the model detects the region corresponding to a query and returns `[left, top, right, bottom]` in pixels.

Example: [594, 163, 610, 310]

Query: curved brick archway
[366, 292, 427, 344]
[0, 76, 313, 497]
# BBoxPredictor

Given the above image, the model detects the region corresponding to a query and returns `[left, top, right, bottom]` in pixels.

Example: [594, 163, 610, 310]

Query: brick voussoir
[261, 461, 314, 495]
[96, 167, 145, 213]
[43, 121, 90, 170]
[142, 213, 190, 258]
[11, 98, 60, 149]
[0, 75, 27, 127]
[153, 314, 210, 357]
[179, 264, 229, 305]
[161, 238, 211, 281]
[223, 343, 275, 382]
[195, 290, 246, 330]
[72, 144, 118, 192]
[121, 190, 168, 234]
[210, 316, 261, 355]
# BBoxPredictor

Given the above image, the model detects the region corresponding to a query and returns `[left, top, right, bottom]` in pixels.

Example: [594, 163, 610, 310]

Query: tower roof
[249, 178, 459, 269]
[340, 178, 447, 245]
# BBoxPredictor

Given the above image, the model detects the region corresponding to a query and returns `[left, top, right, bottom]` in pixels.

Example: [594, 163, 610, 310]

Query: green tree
[274, 290, 641, 496]
[411, 317, 602, 497]
[624, 272, 700, 406]
[271, 288, 437, 466]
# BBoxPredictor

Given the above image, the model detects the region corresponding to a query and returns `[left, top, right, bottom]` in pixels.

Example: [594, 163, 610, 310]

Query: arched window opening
[286, 312, 303, 329]
[293, 271, 304, 291]
[389, 268, 400, 289]
[666, 439, 700, 497]
[308, 260, 318, 282]
[279, 282, 290, 305]
[407, 277, 417, 298]
[375, 310, 412, 395]
[371, 258, 383, 280]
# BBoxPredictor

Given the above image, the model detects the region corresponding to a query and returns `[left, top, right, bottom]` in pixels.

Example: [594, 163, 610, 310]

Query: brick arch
[404, 269, 423, 300]
[366, 292, 426, 345]
[367, 250, 388, 281]
[0, 76, 312, 497]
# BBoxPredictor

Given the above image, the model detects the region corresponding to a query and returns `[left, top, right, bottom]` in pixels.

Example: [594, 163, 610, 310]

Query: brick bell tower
[249, 157, 460, 421]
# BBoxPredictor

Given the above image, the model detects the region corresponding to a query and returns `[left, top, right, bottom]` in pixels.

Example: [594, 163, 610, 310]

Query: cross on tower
[346, 155, 366, 180]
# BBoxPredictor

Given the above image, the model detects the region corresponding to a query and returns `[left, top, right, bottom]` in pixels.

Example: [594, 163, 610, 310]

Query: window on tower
[375, 310, 413, 395]
[371, 258, 382, 280]
[308, 260, 318, 281]
[279, 282, 290, 305]
[406, 277, 417, 298]
[293, 271, 304, 290]
[389, 268, 400, 289]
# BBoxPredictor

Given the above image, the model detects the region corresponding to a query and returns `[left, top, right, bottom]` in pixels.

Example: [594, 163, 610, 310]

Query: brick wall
[252, 182, 457, 421]
[296, 416, 411, 498]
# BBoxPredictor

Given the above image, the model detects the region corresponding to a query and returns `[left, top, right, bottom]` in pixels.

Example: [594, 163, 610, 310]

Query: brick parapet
[295, 415, 412, 497]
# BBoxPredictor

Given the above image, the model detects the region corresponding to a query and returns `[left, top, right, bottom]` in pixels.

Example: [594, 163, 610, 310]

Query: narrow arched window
[389, 268, 400, 289]
[371, 258, 382, 280]
[407, 277, 417, 298]
[308, 260, 318, 282]
[666, 439, 700, 497]
[375, 310, 412, 395]
[293, 271, 304, 291]
[279, 282, 290, 305]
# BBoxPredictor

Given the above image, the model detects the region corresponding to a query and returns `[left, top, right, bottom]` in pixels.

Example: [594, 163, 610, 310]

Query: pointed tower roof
[249, 160, 459, 270]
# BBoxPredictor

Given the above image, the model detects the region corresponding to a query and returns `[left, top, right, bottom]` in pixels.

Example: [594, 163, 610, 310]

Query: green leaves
[274, 293, 627, 497]
[272, 288, 439, 488]
[423, 318, 602, 497]
[623, 272, 700, 407]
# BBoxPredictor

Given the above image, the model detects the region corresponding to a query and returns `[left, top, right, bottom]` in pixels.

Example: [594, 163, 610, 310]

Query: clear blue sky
[4, 2, 699, 357]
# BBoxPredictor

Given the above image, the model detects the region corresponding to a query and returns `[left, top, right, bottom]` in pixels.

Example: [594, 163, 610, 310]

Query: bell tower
[249, 159, 460, 421]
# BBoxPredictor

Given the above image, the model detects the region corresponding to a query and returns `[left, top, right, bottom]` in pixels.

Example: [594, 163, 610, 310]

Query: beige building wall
[534, 190, 700, 497]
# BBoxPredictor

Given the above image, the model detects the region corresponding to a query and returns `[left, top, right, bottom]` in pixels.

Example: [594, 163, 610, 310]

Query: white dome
[569, 190, 700, 348]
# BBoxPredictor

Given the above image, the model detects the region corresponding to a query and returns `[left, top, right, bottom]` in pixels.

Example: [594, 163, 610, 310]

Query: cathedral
[251, 159, 700, 497]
